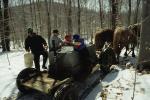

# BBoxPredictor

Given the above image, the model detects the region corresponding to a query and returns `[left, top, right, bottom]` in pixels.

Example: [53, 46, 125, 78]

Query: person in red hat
[64, 34, 73, 46]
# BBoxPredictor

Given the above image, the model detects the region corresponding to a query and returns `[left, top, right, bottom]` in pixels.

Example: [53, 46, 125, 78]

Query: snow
[0, 50, 26, 99]
[0, 48, 150, 100]
[85, 68, 150, 100]
[85, 48, 150, 100]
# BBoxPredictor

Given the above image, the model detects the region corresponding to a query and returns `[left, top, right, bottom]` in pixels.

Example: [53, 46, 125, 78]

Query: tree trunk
[128, 0, 131, 25]
[29, 0, 34, 28]
[134, 0, 141, 24]
[0, 0, 3, 50]
[138, 0, 150, 63]
[20, 0, 27, 46]
[37, 0, 42, 33]
[2, 0, 10, 52]
[99, 0, 103, 28]
[111, 0, 118, 30]
[67, 0, 72, 34]
[77, 0, 81, 34]
[44, 0, 51, 51]
[32, 0, 38, 32]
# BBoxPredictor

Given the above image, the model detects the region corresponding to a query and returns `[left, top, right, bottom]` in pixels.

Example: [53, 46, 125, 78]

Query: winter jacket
[49, 34, 63, 50]
[25, 35, 47, 53]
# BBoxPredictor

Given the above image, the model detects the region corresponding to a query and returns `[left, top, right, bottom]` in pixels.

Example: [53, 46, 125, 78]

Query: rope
[131, 66, 137, 100]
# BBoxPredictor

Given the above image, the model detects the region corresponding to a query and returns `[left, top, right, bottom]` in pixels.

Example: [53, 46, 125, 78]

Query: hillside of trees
[0, 0, 142, 51]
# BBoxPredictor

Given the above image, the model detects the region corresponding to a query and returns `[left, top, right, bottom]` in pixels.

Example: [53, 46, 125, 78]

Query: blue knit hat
[73, 34, 80, 40]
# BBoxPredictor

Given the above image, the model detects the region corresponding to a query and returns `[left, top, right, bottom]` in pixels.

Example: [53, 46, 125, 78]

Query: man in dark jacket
[25, 28, 48, 71]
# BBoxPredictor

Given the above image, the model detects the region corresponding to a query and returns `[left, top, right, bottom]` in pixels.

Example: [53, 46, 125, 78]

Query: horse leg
[131, 44, 136, 57]
[116, 54, 120, 64]
[124, 48, 128, 57]
[99, 41, 105, 51]
[124, 45, 128, 57]
[116, 49, 121, 64]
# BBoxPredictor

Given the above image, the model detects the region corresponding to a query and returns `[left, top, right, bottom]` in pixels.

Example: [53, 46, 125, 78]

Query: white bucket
[24, 52, 34, 68]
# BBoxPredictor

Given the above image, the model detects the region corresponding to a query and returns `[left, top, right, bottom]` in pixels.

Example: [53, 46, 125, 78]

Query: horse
[128, 23, 141, 38]
[113, 27, 137, 63]
[94, 29, 114, 51]
[128, 23, 141, 48]
[94, 29, 117, 72]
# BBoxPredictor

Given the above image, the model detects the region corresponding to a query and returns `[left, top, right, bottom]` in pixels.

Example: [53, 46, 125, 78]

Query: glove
[43, 44, 48, 50]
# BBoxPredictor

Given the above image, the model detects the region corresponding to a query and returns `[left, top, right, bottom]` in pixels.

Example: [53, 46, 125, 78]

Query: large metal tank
[48, 45, 98, 81]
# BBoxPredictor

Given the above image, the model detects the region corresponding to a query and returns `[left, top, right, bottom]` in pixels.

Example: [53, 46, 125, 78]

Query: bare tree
[99, 0, 103, 28]
[36, 0, 42, 33]
[52, 0, 58, 29]
[29, 0, 34, 28]
[67, 0, 72, 34]
[128, 0, 131, 25]
[138, 0, 150, 63]
[32, 0, 38, 32]
[1, 0, 10, 52]
[63, 0, 73, 34]
[44, 0, 51, 52]
[134, 0, 141, 24]
[110, 0, 118, 30]
[77, 0, 81, 34]
[21, 0, 27, 45]
[0, 0, 3, 48]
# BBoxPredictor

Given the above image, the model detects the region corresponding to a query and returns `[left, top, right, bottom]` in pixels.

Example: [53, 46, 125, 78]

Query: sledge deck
[21, 64, 100, 94]
[22, 72, 69, 93]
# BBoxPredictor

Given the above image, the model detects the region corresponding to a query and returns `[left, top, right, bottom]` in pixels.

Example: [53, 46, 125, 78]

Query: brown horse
[95, 29, 114, 51]
[128, 23, 141, 48]
[128, 23, 141, 38]
[113, 27, 137, 63]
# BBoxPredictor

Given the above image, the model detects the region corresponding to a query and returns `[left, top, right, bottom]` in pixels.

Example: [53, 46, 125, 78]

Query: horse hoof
[116, 61, 119, 64]
[132, 55, 136, 57]
[124, 53, 128, 57]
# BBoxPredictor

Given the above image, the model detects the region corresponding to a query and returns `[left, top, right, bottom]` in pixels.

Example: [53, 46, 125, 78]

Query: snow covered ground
[0, 48, 150, 100]
[86, 48, 150, 100]
[85, 68, 150, 100]
[0, 50, 25, 99]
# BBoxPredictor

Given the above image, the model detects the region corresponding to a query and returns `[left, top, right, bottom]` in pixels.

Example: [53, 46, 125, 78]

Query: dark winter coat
[25, 35, 47, 53]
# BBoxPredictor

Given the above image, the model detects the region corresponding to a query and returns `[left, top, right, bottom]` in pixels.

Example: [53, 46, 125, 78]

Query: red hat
[65, 34, 72, 42]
